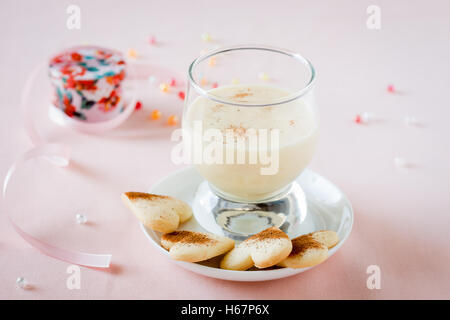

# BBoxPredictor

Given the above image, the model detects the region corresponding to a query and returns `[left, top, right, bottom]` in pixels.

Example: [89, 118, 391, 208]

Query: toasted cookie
[277, 234, 328, 269]
[220, 227, 292, 270]
[219, 245, 254, 271]
[161, 231, 235, 262]
[308, 230, 339, 249]
[121, 192, 193, 234]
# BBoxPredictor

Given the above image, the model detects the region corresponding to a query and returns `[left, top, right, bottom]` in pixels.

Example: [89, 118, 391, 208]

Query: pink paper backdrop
[1, 0, 449, 299]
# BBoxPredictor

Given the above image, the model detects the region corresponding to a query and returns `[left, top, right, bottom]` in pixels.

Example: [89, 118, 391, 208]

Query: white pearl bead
[394, 157, 407, 168]
[361, 112, 374, 123]
[404, 116, 417, 126]
[148, 76, 157, 85]
[76, 214, 87, 224]
[16, 277, 30, 289]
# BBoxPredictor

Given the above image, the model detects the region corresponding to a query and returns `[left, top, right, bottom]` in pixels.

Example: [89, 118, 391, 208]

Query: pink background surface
[1, 0, 449, 299]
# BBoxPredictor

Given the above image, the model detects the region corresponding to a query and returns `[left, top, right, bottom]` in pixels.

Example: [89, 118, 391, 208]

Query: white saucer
[141, 167, 353, 282]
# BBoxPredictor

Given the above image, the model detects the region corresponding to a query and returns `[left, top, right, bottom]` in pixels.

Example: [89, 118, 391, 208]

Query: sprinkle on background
[201, 32, 212, 42]
[167, 115, 178, 126]
[127, 48, 138, 59]
[134, 101, 142, 111]
[258, 72, 270, 81]
[159, 83, 170, 93]
[149, 109, 162, 120]
[208, 57, 216, 67]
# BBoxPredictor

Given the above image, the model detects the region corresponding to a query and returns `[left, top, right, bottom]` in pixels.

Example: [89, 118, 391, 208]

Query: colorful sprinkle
[159, 83, 170, 93]
[200, 78, 208, 86]
[148, 36, 156, 45]
[231, 78, 240, 85]
[167, 115, 178, 126]
[354, 114, 362, 124]
[201, 33, 212, 42]
[212, 82, 219, 89]
[208, 57, 216, 67]
[258, 72, 270, 81]
[178, 91, 185, 100]
[169, 78, 177, 87]
[134, 101, 142, 110]
[387, 84, 395, 93]
[127, 48, 138, 59]
[149, 109, 162, 120]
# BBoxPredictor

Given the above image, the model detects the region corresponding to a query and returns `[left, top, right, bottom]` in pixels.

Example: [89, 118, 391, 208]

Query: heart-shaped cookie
[277, 230, 338, 269]
[220, 227, 292, 270]
[161, 231, 235, 262]
[121, 192, 193, 234]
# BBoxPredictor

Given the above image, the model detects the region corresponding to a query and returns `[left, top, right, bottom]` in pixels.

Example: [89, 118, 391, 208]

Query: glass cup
[182, 45, 318, 240]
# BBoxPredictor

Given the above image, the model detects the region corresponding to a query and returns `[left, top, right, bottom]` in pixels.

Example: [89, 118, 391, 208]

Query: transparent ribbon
[2, 144, 112, 268]
[2, 58, 137, 268]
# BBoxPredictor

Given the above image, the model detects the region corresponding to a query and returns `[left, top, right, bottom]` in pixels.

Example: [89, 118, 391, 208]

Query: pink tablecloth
[0, 0, 449, 299]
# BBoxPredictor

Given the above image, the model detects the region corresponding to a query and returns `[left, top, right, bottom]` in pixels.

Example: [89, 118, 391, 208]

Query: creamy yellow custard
[184, 84, 318, 201]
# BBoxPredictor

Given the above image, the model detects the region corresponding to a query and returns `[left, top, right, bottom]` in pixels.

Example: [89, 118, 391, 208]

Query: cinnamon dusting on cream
[225, 124, 247, 137]
[233, 92, 252, 99]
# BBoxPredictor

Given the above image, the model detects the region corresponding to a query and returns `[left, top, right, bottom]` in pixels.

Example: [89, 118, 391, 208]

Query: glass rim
[188, 45, 316, 107]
